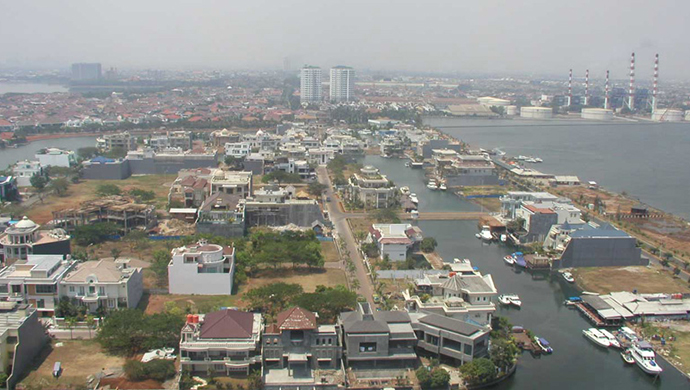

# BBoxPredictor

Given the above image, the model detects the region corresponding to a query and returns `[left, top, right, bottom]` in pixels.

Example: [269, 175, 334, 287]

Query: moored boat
[535, 337, 553, 354]
[583, 328, 611, 348]
[498, 294, 522, 307]
[439, 182, 447, 191]
[479, 226, 492, 241]
[427, 180, 438, 190]
[512, 252, 526, 268]
[621, 349, 635, 364]
[599, 329, 621, 349]
[629, 341, 663, 375]
[503, 255, 515, 265]
[409, 194, 419, 204]
[562, 271, 575, 283]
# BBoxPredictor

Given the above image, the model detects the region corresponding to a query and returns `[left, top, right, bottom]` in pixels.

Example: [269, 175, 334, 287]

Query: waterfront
[365, 155, 689, 389]
[0, 83, 68, 94]
[0, 136, 97, 169]
[423, 117, 690, 220]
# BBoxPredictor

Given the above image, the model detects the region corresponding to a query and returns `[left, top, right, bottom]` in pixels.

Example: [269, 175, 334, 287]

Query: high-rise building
[71, 63, 102, 81]
[300, 66, 322, 104]
[329, 66, 355, 102]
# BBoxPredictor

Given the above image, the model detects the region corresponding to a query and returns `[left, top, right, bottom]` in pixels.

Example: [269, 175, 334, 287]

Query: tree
[66, 317, 78, 340]
[78, 147, 99, 160]
[111, 248, 122, 260]
[416, 367, 431, 388]
[129, 188, 155, 202]
[96, 309, 184, 356]
[150, 250, 170, 287]
[489, 337, 519, 372]
[420, 237, 438, 253]
[373, 207, 400, 223]
[124, 360, 176, 382]
[506, 218, 525, 233]
[307, 182, 327, 197]
[123, 230, 148, 250]
[105, 146, 127, 159]
[73, 222, 119, 246]
[292, 285, 357, 322]
[30, 174, 49, 201]
[96, 183, 121, 196]
[430, 367, 450, 388]
[261, 170, 302, 184]
[48, 177, 70, 196]
[460, 358, 496, 385]
[245, 283, 304, 315]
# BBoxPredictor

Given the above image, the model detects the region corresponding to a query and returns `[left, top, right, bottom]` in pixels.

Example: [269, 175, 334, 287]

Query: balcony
[80, 294, 106, 303]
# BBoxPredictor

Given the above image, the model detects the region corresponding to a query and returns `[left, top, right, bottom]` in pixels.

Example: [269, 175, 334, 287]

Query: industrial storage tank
[520, 106, 553, 119]
[581, 108, 614, 121]
[652, 109, 684, 122]
[505, 105, 518, 116]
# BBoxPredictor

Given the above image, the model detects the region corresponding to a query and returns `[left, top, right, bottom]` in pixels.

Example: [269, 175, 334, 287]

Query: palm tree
[85, 315, 96, 339]
[66, 317, 77, 340]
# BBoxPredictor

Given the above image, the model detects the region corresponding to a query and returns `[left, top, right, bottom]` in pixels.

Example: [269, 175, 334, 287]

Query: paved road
[317, 166, 375, 306]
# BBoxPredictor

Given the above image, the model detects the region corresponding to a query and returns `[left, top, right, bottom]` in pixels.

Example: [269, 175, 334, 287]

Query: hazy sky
[2, 0, 687, 79]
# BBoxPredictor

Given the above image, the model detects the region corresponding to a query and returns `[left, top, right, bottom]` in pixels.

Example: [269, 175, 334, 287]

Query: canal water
[363, 155, 689, 389]
[0, 136, 98, 169]
[423, 117, 690, 220]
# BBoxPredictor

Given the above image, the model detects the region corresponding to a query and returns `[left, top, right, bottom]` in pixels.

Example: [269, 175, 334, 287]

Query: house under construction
[52, 196, 157, 233]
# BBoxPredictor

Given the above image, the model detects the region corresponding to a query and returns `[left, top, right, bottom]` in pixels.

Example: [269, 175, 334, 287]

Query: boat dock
[573, 302, 607, 327]
[524, 254, 551, 270]
[512, 330, 542, 354]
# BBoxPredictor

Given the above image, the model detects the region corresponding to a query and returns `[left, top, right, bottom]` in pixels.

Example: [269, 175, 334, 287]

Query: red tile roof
[200, 309, 254, 339]
[524, 205, 556, 214]
[277, 307, 316, 330]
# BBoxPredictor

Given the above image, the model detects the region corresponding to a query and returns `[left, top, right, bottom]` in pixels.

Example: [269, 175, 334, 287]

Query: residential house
[180, 309, 263, 375]
[59, 259, 143, 313]
[243, 183, 324, 228]
[211, 129, 240, 147]
[168, 240, 236, 295]
[0, 217, 71, 262]
[368, 224, 423, 261]
[96, 131, 137, 151]
[338, 303, 417, 376]
[196, 192, 246, 237]
[225, 141, 252, 158]
[0, 254, 76, 317]
[404, 271, 497, 326]
[439, 155, 498, 187]
[0, 176, 18, 202]
[35, 148, 77, 167]
[346, 166, 397, 209]
[209, 169, 253, 198]
[499, 191, 560, 220]
[263, 307, 344, 390]
[0, 303, 48, 390]
[409, 312, 490, 365]
[515, 204, 559, 243]
[12, 161, 43, 187]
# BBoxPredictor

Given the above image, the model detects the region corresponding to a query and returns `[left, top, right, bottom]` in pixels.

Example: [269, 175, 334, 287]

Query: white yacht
[503, 255, 515, 265]
[479, 226, 493, 241]
[534, 157, 543, 163]
[427, 179, 438, 190]
[498, 294, 522, 307]
[630, 341, 663, 375]
[562, 272, 575, 283]
[438, 182, 447, 191]
[599, 329, 621, 349]
[582, 328, 611, 348]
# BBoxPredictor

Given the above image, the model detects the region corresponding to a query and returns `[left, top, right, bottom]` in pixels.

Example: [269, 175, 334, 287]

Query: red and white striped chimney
[568, 69, 573, 106]
[584, 69, 589, 106]
[652, 53, 659, 111]
[604, 70, 610, 110]
[628, 52, 635, 110]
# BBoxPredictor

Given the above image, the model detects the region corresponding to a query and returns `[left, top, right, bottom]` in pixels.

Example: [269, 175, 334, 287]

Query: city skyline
[2, 1, 689, 80]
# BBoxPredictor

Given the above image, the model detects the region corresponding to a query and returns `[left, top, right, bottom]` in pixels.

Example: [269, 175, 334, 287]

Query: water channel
[362, 154, 689, 389]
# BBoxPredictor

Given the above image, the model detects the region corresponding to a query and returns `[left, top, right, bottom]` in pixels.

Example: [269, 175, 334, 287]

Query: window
[35, 285, 54, 294]
[78, 286, 85, 296]
[359, 342, 377, 352]
[89, 286, 96, 294]
[69, 286, 75, 292]
[316, 338, 320, 345]
[36, 299, 45, 308]
[99, 287, 105, 295]
[0, 285, 7, 293]
[108, 299, 115, 308]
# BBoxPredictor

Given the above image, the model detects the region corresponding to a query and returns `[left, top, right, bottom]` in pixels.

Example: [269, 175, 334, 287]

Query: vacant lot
[348, 218, 374, 240]
[143, 267, 348, 314]
[573, 266, 690, 294]
[20, 340, 124, 390]
[26, 174, 175, 224]
[321, 241, 340, 263]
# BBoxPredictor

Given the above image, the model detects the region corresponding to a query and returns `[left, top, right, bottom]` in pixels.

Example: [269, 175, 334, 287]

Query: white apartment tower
[300, 66, 322, 104]
[330, 66, 355, 102]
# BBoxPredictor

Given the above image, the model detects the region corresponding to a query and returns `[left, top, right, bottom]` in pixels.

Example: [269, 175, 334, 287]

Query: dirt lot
[20, 340, 125, 390]
[348, 217, 374, 239]
[573, 266, 690, 294]
[321, 241, 340, 263]
[26, 174, 175, 224]
[143, 267, 348, 314]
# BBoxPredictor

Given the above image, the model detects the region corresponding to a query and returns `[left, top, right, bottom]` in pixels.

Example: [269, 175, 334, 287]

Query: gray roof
[441, 275, 494, 293]
[340, 310, 411, 334]
[570, 224, 631, 239]
[418, 314, 484, 337]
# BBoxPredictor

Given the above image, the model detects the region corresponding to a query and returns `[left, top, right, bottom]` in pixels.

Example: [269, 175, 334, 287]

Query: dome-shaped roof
[14, 216, 37, 229]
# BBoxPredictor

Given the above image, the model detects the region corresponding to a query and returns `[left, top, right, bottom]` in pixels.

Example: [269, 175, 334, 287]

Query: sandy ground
[573, 266, 690, 294]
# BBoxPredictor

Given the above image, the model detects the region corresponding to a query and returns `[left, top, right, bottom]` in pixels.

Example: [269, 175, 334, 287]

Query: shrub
[124, 359, 176, 382]
[96, 184, 121, 196]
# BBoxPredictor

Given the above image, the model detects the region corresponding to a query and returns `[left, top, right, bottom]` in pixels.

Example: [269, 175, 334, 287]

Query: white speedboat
[479, 226, 492, 241]
[427, 180, 438, 190]
[410, 210, 419, 219]
[534, 157, 543, 163]
[583, 328, 611, 348]
[525, 157, 537, 163]
[498, 294, 522, 307]
[400, 186, 410, 195]
[503, 255, 515, 265]
[599, 329, 621, 349]
[438, 182, 447, 191]
[405, 161, 411, 167]
[409, 194, 419, 204]
[630, 342, 663, 375]
[562, 272, 575, 283]
[517, 155, 527, 160]
[621, 349, 635, 364]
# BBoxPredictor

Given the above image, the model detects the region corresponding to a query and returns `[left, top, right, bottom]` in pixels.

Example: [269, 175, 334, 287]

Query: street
[317, 166, 376, 306]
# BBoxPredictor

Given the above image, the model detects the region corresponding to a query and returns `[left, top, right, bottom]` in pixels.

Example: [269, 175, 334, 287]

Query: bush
[73, 222, 119, 246]
[460, 358, 496, 385]
[96, 184, 122, 196]
[124, 359, 176, 382]
[129, 188, 155, 201]
[420, 237, 437, 253]
[97, 309, 184, 356]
